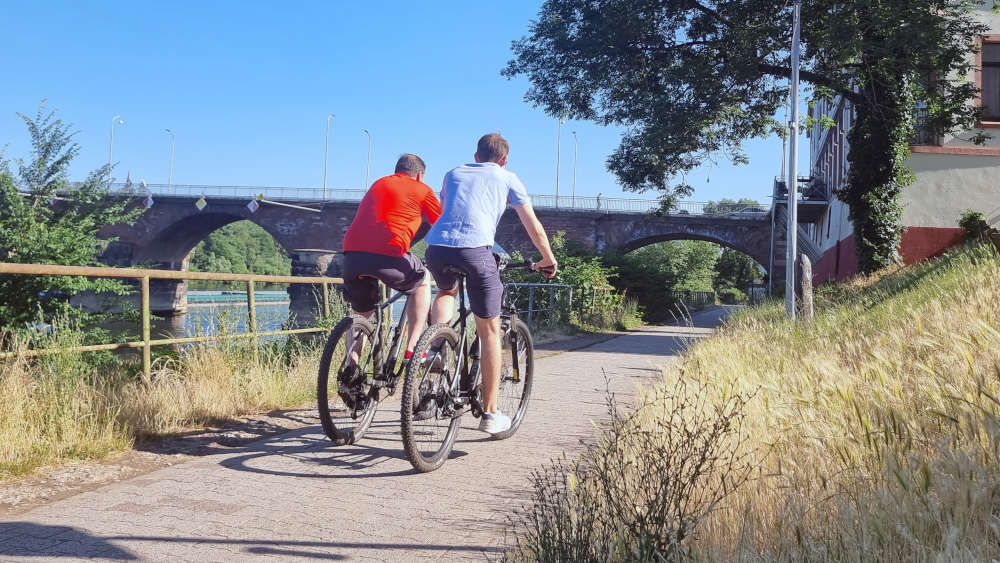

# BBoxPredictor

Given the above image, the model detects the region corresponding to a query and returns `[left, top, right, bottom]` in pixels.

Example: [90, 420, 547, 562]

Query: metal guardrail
[0, 262, 342, 377]
[505, 283, 573, 327]
[104, 183, 768, 217]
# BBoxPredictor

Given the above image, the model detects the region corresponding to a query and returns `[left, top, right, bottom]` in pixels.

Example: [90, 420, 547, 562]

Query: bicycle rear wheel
[317, 315, 380, 446]
[400, 323, 462, 473]
[491, 318, 534, 440]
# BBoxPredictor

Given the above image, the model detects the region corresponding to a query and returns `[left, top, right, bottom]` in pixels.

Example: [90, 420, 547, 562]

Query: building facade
[807, 3, 1000, 282]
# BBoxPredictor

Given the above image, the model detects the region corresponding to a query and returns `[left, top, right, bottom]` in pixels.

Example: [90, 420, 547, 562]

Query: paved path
[0, 310, 728, 562]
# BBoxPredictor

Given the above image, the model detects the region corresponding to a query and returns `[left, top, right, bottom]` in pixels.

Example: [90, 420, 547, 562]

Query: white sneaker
[478, 411, 512, 435]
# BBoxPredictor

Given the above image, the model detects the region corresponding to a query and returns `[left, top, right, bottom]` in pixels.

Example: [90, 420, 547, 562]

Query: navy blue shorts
[425, 245, 502, 319]
[341, 251, 426, 312]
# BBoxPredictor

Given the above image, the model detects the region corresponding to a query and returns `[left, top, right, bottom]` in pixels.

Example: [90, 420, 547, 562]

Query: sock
[404, 350, 413, 360]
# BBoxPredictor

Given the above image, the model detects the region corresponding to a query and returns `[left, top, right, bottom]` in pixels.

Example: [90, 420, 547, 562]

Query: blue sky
[0, 1, 798, 204]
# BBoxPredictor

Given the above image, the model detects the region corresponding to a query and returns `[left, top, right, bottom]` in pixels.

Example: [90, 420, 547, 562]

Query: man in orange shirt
[341, 154, 442, 375]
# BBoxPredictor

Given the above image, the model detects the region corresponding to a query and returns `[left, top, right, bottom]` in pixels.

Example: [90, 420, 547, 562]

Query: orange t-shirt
[342, 173, 442, 257]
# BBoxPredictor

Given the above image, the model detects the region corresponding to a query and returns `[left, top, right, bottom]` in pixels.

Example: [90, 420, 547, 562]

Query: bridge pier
[287, 249, 341, 328]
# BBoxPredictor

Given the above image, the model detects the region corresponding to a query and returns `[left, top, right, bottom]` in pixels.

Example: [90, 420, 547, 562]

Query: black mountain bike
[400, 254, 537, 472]
[317, 286, 409, 446]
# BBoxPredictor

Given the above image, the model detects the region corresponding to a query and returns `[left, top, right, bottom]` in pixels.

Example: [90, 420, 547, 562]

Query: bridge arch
[134, 212, 297, 270]
[619, 233, 769, 273]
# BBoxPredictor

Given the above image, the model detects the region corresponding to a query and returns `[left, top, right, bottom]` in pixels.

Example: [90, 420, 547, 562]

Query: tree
[189, 221, 291, 276]
[714, 248, 763, 293]
[703, 197, 764, 215]
[605, 240, 719, 321]
[0, 103, 142, 329]
[504, 0, 989, 273]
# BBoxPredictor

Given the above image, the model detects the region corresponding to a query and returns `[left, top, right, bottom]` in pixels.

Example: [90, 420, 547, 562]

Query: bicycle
[400, 253, 539, 472]
[317, 285, 409, 446]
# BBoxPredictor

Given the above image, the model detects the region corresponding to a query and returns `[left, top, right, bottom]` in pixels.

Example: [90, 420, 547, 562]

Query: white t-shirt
[425, 162, 531, 248]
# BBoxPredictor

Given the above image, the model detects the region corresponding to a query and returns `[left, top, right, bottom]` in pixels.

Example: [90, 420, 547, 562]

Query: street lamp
[109, 115, 124, 185]
[555, 117, 566, 207]
[785, 0, 802, 320]
[164, 129, 175, 189]
[323, 114, 335, 199]
[362, 129, 372, 189]
[571, 131, 578, 208]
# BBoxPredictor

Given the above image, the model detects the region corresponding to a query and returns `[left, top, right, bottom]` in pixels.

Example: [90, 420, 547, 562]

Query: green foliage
[505, 0, 987, 273]
[703, 198, 764, 215]
[959, 209, 996, 241]
[714, 247, 763, 293]
[189, 221, 290, 276]
[604, 241, 719, 322]
[508, 232, 639, 329]
[0, 103, 142, 329]
[718, 287, 748, 304]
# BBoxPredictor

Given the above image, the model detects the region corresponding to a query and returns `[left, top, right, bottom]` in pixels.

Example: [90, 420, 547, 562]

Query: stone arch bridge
[99, 192, 777, 315]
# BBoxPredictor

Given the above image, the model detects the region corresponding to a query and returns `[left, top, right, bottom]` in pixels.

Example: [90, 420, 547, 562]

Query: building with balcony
[806, 4, 1000, 282]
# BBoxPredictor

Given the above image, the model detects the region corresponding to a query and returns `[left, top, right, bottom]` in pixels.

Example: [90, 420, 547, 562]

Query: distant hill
[189, 221, 290, 276]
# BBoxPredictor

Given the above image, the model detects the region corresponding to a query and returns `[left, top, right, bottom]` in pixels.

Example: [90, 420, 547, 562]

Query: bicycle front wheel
[491, 318, 534, 440]
[400, 323, 462, 473]
[317, 315, 379, 446]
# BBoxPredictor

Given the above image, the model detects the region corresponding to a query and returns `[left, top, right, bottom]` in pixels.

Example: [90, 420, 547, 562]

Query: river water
[135, 291, 405, 341]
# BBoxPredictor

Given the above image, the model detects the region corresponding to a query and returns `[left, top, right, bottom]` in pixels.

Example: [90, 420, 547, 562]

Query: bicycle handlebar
[501, 260, 556, 276]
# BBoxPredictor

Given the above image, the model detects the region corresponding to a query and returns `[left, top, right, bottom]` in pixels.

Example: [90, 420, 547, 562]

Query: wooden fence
[0, 262, 342, 377]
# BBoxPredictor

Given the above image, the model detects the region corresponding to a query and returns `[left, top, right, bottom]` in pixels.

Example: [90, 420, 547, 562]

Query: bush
[504, 380, 756, 561]
[959, 209, 996, 241]
[508, 232, 640, 330]
[717, 287, 747, 304]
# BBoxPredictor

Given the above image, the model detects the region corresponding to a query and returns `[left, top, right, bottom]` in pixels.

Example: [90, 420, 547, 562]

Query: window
[983, 43, 1000, 121]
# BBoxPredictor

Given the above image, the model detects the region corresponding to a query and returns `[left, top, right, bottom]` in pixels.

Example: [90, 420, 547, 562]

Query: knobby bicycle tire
[317, 315, 379, 446]
[491, 318, 534, 440]
[400, 322, 462, 473]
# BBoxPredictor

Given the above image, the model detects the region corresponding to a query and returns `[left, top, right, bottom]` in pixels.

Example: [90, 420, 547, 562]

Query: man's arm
[513, 203, 558, 278]
[412, 220, 432, 244]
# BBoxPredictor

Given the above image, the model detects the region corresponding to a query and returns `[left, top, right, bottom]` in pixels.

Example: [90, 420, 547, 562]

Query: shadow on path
[0, 522, 498, 560]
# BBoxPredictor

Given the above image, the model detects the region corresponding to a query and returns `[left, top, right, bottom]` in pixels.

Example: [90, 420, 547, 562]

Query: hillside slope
[508, 243, 1000, 561]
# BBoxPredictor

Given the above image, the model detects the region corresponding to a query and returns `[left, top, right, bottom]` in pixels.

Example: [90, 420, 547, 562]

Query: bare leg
[431, 287, 457, 325]
[345, 309, 373, 364]
[474, 315, 502, 414]
[404, 273, 431, 353]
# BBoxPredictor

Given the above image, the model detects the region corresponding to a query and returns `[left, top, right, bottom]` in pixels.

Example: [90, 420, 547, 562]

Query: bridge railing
[0, 262, 342, 378]
[105, 183, 768, 216]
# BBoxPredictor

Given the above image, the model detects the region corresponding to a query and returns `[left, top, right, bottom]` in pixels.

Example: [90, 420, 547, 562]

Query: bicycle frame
[440, 269, 523, 417]
[352, 287, 408, 398]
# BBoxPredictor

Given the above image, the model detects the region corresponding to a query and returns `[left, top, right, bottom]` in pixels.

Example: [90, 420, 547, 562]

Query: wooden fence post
[141, 275, 151, 379]
[247, 280, 259, 363]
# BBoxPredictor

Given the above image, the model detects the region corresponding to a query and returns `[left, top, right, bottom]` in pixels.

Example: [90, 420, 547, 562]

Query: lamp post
[164, 129, 175, 189]
[571, 130, 578, 208]
[362, 129, 372, 189]
[109, 115, 124, 185]
[785, 0, 802, 320]
[323, 114, 335, 199]
[555, 117, 566, 207]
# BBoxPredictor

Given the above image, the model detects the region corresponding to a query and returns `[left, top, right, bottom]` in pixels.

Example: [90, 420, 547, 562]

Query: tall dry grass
[0, 334, 320, 479]
[507, 243, 1000, 561]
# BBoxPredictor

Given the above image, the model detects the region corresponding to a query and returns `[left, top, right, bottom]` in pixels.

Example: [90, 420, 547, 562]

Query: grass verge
[506, 242, 1000, 561]
[0, 335, 320, 479]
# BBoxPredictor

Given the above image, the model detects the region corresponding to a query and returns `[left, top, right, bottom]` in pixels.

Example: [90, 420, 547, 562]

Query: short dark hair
[395, 153, 426, 177]
[476, 133, 509, 163]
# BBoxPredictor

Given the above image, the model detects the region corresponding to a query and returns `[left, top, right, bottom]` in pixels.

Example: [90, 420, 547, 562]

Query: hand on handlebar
[532, 259, 558, 279]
